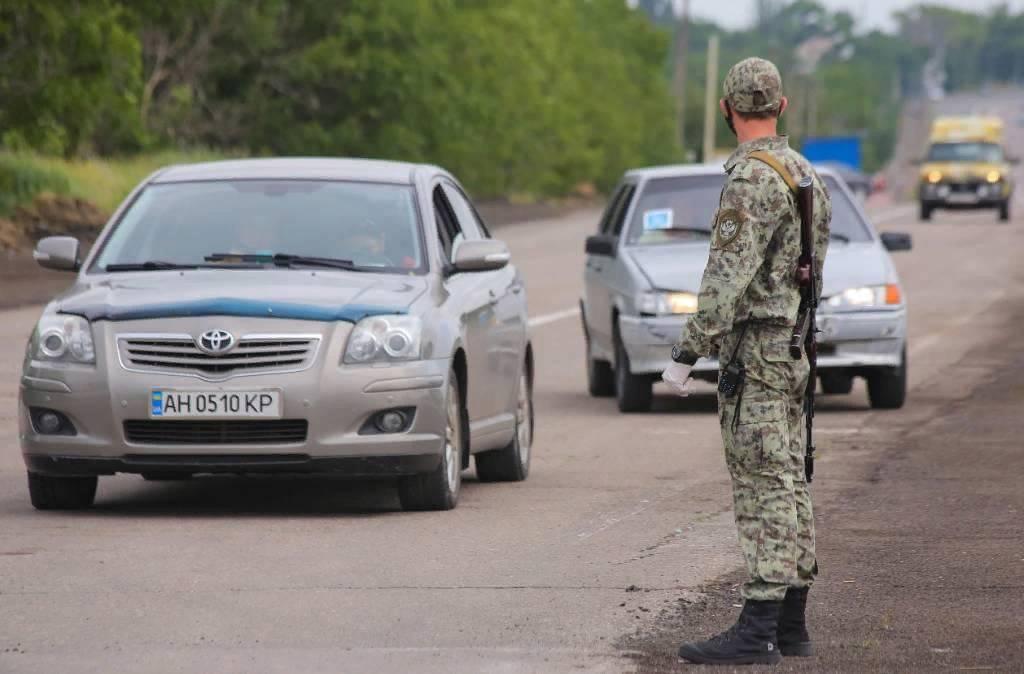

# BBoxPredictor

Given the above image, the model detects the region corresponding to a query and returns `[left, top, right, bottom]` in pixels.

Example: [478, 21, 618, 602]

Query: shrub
[0, 154, 70, 216]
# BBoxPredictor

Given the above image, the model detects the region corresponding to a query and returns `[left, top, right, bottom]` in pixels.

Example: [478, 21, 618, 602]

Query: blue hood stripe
[65, 298, 406, 323]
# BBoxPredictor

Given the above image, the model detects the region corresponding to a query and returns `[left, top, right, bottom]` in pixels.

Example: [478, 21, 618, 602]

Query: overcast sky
[688, 0, 1024, 32]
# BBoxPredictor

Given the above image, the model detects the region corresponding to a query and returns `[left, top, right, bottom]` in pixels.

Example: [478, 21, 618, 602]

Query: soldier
[662, 57, 832, 665]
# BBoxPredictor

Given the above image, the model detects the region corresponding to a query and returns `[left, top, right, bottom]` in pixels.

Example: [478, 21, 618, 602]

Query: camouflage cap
[723, 57, 783, 114]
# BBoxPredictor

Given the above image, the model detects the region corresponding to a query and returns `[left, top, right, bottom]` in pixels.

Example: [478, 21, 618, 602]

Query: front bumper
[619, 309, 906, 376]
[919, 181, 1009, 208]
[20, 318, 451, 476]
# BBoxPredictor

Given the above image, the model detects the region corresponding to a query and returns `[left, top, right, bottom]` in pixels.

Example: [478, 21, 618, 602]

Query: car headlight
[33, 314, 96, 363]
[986, 170, 1001, 183]
[343, 315, 422, 364]
[825, 285, 902, 310]
[638, 291, 698, 316]
[926, 171, 943, 184]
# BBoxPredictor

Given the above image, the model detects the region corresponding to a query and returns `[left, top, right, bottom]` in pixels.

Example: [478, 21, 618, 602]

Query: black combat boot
[777, 586, 813, 656]
[677, 599, 783, 665]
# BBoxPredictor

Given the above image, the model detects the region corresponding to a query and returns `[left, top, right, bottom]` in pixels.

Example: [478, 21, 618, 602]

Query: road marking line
[909, 289, 1007, 358]
[528, 306, 579, 328]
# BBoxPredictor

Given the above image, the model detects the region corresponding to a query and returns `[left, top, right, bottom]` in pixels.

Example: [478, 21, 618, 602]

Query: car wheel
[615, 337, 652, 413]
[919, 203, 932, 221]
[867, 348, 907, 410]
[27, 473, 97, 510]
[398, 370, 463, 511]
[476, 367, 533, 482]
[820, 372, 854, 395]
[586, 336, 615, 398]
[999, 200, 1010, 222]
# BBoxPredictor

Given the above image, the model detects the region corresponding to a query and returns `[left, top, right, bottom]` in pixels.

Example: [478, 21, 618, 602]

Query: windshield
[625, 174, 871, 245]
[926, 142, 1003, 163]
[91, 180, 425, 273]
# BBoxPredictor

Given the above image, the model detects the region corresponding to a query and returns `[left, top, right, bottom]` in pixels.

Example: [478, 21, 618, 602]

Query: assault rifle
[789, 176, 817, 483]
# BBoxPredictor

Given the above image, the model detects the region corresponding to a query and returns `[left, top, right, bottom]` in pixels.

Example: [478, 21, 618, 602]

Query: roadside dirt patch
[622, 305, 1024, 672]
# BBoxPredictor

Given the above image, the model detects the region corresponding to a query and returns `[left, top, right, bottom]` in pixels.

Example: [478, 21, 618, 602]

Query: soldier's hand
[662, 362, 694, 397]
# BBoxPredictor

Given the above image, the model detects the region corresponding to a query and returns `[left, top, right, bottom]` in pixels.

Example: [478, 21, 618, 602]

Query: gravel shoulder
[621, 295, 1024, 672]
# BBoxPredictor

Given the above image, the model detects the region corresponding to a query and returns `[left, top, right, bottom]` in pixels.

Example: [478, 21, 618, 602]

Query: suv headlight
[343, 315, 422, 364]
[825, 285, 902, 310]
[33, 314, 96, 363]
[638, 291, 698, 316]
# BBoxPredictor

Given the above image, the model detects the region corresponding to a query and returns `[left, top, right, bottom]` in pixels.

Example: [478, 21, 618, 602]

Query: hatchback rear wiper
[204, 252, 357, 270]
[830, 233, 851, 243]
[104, 261, 199, 272]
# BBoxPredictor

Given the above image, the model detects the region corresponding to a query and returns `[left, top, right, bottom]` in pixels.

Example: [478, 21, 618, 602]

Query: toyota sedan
[581, 164, 911, 412]
[20, 158, 534, 511]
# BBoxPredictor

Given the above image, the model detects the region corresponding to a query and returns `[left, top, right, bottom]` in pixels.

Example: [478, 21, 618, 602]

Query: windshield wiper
[204, 252, 357, 270]
[104, 261, 198, 272]
[654, 227, 712, 236]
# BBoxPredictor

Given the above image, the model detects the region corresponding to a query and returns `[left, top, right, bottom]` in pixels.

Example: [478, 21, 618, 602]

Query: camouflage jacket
[674, 136, 831, 362]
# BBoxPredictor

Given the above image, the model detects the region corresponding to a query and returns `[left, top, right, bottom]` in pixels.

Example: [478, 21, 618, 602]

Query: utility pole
[672, 0, 690, 159]
[702, 34, 720, 164]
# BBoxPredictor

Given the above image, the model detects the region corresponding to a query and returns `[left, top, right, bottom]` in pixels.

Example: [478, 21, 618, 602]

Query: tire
[919, 203, 932, 221]
[586, 337, 615, 398]
[867, 348, 907, 410]
[476, 366, 533, 482]
[27, 473, 97, 510]
[615, 337, 652, 413]
[999, 200, 1010, 222]
[820, 372, 854, 395]
[398, 370, 464, 511]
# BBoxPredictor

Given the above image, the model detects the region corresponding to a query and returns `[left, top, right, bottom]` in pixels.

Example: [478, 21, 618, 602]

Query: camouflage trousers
[718, 323, 816, 602]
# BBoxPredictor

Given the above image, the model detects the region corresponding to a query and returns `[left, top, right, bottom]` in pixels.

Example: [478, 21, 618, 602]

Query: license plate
[947, 193, 978, 204]
[150, 390, 282, 419]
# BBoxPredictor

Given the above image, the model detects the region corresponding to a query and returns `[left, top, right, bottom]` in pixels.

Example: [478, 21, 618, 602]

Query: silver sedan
[581, 164, 912, 412]
[20, 158, 534, 511]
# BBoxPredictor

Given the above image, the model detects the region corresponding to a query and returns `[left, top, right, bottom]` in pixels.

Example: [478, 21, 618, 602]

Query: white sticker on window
[643, 209, 673, 231]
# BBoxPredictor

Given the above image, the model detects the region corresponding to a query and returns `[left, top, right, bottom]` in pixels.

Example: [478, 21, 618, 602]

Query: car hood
[627, 241, 892, 300]
[54, 270, 429, 323]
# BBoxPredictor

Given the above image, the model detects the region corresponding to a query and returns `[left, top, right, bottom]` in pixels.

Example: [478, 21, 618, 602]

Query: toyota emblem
[197, 329, 236, 355]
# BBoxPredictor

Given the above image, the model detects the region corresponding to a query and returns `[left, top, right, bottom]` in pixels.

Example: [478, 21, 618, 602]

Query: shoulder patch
[713, 208, 746, 249]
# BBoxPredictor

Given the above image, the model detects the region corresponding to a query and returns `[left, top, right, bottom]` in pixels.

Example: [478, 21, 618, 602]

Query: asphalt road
[3, 125, 1024, 671]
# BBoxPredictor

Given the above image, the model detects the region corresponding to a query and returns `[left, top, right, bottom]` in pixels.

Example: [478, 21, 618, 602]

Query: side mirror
[880, 231, 912, 252]
[34, 236, 81, 271]
[1008, 156, 1021, 165]
[450, 239, 511, 273]
[585, 234, 616, 257]
[910, 158, 924, 165]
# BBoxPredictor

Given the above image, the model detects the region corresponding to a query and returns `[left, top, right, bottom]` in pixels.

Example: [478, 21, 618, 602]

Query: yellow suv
[918, 116, 1017, 221]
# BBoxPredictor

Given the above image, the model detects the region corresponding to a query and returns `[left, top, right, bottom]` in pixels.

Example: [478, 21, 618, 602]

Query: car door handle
[510, 283, 523, 295]
[488, 289, 499, 304]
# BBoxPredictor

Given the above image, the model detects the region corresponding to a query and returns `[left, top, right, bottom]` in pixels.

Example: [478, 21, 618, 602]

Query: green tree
[0, 0, 140, 156]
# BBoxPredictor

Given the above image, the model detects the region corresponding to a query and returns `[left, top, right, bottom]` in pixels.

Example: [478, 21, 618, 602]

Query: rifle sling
[747, 150, 799, 195]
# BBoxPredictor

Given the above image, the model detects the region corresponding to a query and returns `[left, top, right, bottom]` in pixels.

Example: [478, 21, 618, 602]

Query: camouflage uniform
[673, 58, 832, 603]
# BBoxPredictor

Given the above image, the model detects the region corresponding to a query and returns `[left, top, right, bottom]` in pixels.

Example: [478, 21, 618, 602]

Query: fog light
[29, 408, 76, 436]
[39, 412, 62, 433]
[376, 411, 408, 434]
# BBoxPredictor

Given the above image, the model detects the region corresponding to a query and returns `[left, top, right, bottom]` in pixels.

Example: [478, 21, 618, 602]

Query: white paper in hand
[662, 362, 694, 397]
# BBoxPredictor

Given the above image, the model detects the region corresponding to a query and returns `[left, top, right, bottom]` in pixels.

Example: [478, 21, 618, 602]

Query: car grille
[948, 181, 981, 193]
[117, 334, 320, 379]
[124, 419, 308, 445]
